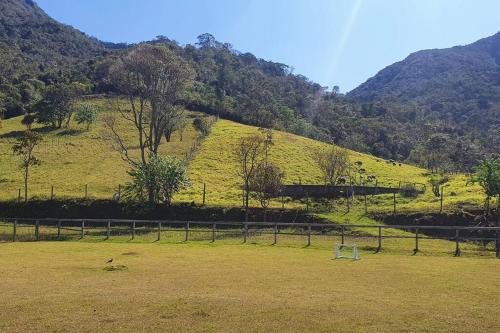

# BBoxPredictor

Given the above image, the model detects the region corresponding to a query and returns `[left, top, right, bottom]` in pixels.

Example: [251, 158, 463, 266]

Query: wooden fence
[1, 218, 499, 258]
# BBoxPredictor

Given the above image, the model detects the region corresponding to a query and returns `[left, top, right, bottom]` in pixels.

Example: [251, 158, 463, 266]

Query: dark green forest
[1, 0, 498, 172]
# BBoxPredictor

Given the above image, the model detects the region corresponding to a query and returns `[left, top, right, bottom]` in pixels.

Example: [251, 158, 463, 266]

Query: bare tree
[12, 130, 42, 202]
[314, 145, 350, 186]
[234, 134, 265, 221]
[249, 162, 284, 221]
[106, 44, 195, 165]
[163, 106, 186, 142]
[176, 115, 189, 142]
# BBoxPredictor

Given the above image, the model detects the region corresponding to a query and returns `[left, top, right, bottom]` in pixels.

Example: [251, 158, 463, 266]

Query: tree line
[3, 30, 497, 172]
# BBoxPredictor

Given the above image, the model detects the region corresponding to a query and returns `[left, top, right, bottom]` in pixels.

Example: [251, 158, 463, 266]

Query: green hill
[0, 99, 484, 217]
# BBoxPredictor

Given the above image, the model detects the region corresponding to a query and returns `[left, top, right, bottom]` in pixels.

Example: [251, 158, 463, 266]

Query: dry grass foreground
[0, 242, 499, 332]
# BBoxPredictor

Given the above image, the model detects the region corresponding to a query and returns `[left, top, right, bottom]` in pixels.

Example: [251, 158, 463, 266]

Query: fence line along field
[1, 218, 498, 258]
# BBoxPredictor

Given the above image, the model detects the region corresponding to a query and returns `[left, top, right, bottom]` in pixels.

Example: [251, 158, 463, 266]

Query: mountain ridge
[0, 0, 498, 171]
[348, 31, 500, 103]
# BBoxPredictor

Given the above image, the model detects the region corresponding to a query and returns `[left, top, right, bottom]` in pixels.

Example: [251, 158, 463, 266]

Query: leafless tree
[12, 130, 42, 202]
[234, 134, 265, 221]
[249, 162, 284, 221]
[163, 106, 186, 142]
[314, 145, 350, 185]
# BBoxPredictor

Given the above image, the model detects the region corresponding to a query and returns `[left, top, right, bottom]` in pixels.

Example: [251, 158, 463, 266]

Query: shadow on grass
[56, 129, 85, 137]
[0, 127, 53, 139]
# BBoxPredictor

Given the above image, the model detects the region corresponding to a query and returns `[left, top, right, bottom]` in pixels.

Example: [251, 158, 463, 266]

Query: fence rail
[1, 218, 499, 258]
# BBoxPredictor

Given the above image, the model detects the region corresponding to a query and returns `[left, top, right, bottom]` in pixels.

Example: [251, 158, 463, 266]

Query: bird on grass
[106, 258, 113, 264]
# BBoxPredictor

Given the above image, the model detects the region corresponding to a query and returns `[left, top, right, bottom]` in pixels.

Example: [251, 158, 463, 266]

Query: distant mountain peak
[348, 31, 500, 102]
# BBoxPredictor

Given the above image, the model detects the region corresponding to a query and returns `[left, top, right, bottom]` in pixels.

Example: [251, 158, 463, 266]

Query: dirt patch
[103, 265, 128, 272]
[121, 252, 139, 256]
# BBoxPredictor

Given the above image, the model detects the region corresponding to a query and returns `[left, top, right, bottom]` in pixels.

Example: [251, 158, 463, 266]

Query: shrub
[400, 183, 418, 198]
[193, 117, 211, 137]
[75, 104, 98, 130]
[123, 155, 191, 205]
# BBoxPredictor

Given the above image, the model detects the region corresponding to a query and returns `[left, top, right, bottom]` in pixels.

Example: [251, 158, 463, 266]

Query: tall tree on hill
[106, 44, 195, 165]
[163, 106, 186, 142]
[196, 33, 218, 49]
[105, 44, 194, 203]
[249, 162, 284, 222]
[12, 130, 42, 203]
[234, 134, 266, 222]
[36, 82, 86, 128]
[314, 145, 350, 186]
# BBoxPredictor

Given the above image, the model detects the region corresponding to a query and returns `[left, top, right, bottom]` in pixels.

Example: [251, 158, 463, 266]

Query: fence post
[35, 220, 40, 241]
[185, 221, 189, 242]
[131, 221, 136, 240]
[496, 228, 500, 259]
[212, 223, 216, 242]
[243, 223, 248, 243]
[13, 219, 17, 242]
[106, 220, 111, 240]
[307, 224, 311, 247]
[497, 197, 500, 258]
[341, 225, 345, 244]
[440, 186, 444, 213]
[414, 228, 419, 254]
[273, 224, 278, 245]
[202, 183, 206, 206]
[393, 193, 396, 215]
[157, 221, 161, 241]
[81, 220, 85, 239]
[345, 190, 350, 213]
[454, 229, 461, 257]
[364, 192, 368, 214]
[377, 226, 382, 252]
[57, 220, 61, 240]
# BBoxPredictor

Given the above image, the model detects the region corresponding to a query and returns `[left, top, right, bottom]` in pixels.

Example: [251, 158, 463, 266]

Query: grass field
[0, 241, 499, 333]
[1, 99, 498, 333]
[0, 98, 487, 216]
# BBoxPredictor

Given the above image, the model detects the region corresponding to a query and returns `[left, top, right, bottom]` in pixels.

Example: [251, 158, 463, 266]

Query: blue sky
[37, 0, 500, 92]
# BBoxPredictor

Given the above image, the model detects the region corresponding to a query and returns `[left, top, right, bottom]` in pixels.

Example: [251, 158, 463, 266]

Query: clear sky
[36, 0, 500, 92]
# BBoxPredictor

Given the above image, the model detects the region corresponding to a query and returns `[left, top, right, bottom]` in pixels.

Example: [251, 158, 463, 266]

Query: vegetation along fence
[1, 218, 499, 258]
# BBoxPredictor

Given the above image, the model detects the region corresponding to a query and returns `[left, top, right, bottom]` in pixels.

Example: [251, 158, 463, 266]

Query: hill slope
[0, 99, 483, 214]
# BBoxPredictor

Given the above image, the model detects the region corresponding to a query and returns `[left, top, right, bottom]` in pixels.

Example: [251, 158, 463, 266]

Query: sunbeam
[325, 0, 363, 91]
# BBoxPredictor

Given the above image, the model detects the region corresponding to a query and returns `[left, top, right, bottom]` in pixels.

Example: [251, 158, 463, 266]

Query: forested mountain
[348, 33, 500, 165]
[0, 0, 498, 171]
[0, 0, 105, 81]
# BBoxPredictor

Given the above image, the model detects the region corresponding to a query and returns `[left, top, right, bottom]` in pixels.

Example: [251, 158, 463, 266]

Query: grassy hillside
[0, 242, 499, 332]
[0, 99, 486, 215]
[0, 99, 208, 200]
